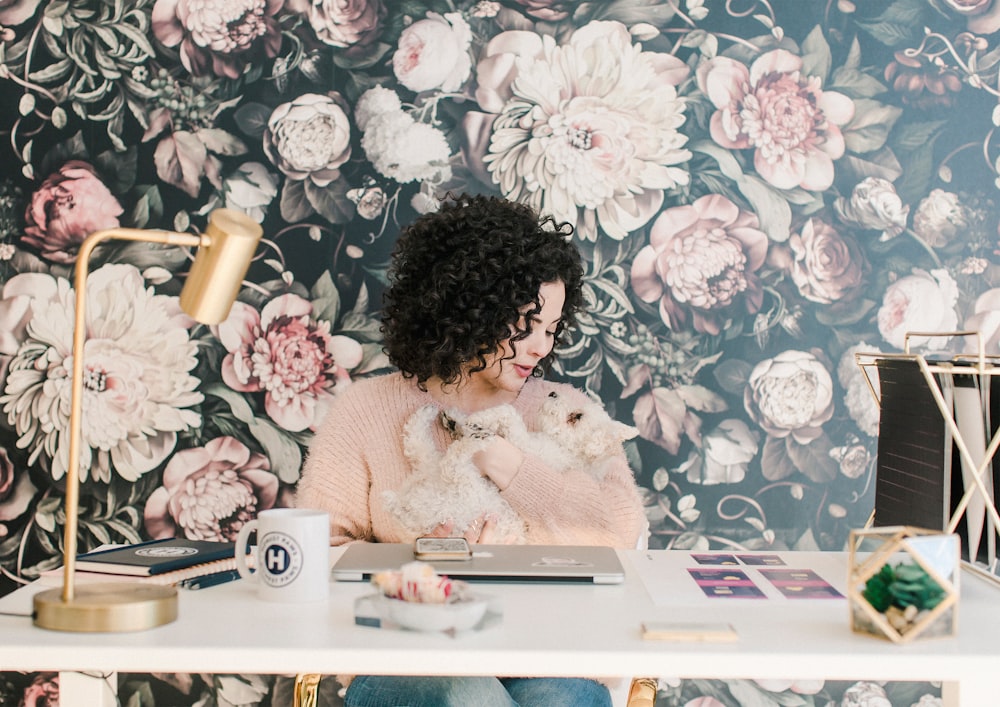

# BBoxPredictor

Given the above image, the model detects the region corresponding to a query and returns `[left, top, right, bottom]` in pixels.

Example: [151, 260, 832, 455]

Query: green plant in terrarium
[862, 562, 946, 613]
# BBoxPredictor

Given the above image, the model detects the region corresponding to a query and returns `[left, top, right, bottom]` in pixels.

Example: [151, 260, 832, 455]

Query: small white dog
[383, 391, 638, 543]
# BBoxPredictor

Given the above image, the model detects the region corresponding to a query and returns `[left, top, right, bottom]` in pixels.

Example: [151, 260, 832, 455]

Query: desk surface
[1, 550, 998, 687]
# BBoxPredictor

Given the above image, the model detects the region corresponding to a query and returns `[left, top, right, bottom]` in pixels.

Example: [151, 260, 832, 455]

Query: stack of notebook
[40, 537, 245, 589]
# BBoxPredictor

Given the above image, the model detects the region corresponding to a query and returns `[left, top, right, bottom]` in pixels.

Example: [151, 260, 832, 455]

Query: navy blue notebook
[75, 538, 236, 576]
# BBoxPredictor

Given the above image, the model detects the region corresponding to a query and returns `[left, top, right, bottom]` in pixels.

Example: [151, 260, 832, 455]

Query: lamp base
[33, 583, 178, 632]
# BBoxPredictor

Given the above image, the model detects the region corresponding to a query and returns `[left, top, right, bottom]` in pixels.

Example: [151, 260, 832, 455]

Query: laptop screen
[331, 543, 626, 584]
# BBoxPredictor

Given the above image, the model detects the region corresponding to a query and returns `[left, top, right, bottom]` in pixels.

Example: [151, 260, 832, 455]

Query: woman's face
[462, 280, 566, 407]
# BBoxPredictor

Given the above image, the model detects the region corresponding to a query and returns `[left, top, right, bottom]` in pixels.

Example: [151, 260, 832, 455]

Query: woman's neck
[424, 375, 520, 413]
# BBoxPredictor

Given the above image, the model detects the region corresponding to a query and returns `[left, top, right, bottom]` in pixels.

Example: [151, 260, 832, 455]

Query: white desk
[1, 550, 996, 706]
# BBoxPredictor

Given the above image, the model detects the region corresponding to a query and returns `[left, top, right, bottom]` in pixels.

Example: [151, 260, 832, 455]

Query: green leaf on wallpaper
[121, 679, 155, 707]
[761, 436, 795, 481]
[800, 26, 831, 82]
[204, 384, 303, 483]
[249, 418, 303, 484]
[856, 0, 927, 47]
[280, 180, 313, 222]
[736, 175, 791, 242]
[815, 297, 876, 327]
[310, 270, 342, 324]
[332, 41, 390, 70]
[728, 678, 806, 707]
[830, 66, 888, 100]
[893, 120, 948, 150]
[114, 22, 156, 58]
[577, 0, 681, 26]
[712, 358, 751, 395]
[844, 99, 903, 154]
[839, 147, 903, 184]
[233, 102, 270, 139]
[128, 185, 164, 228]
[34, 496, 62, 533]
[691, 140, 744, 180]
[196, 128, 248, 157]
[786, 434, 838, 483]
[28, 57, 71, 83]
[305, 179, 353, 224]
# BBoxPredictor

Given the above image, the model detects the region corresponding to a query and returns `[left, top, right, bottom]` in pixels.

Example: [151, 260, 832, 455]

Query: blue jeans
[343, 675, 612, 707]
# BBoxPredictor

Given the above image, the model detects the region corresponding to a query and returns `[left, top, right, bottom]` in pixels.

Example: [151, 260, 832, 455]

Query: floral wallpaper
[0, 0, 990, 704]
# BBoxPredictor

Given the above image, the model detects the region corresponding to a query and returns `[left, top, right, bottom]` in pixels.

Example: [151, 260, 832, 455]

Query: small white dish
[373, 594, 488, 632]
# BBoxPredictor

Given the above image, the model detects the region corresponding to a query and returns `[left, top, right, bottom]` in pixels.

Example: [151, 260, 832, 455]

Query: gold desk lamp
[32, 208, 262, 632]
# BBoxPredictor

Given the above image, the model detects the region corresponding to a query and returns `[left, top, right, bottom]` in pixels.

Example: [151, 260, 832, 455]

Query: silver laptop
[331, 543, 626, 584]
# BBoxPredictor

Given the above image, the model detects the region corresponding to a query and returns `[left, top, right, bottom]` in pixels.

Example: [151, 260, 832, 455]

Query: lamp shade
[179, 208, 263, 324]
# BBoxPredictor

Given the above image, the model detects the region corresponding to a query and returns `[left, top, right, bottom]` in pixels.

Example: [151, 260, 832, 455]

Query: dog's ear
[439, 410, 461, 437]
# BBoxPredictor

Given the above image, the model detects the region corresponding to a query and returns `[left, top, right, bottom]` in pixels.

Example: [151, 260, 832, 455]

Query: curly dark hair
[382, 194, 584, 387]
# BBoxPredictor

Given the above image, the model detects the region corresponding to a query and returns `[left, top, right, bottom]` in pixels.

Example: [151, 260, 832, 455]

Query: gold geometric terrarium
[848, 526, 960, 644]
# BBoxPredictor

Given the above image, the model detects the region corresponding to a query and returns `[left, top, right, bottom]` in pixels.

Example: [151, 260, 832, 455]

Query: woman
[296, 194, 646, 707]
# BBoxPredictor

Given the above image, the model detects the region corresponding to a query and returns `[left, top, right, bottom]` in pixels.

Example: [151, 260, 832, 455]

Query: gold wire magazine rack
[856, 331, 1000, 584]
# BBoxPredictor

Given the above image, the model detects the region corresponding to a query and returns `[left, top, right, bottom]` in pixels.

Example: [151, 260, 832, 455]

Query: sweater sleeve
[502, 383, 647, 549]
[295, 382, 376, 545]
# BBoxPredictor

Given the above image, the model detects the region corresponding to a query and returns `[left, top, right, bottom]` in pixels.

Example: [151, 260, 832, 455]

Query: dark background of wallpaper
[0, 0, 986, 704]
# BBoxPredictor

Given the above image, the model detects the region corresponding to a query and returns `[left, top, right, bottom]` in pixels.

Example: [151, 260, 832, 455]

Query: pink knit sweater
[296, 372, 646, 549]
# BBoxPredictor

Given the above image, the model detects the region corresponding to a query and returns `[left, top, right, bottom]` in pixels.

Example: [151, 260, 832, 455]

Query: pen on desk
[180, 569, 241, 590]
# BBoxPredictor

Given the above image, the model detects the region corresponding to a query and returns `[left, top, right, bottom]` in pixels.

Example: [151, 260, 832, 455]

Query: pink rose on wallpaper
[20, 673, 58, 707]
[22, 161, 123, 264]
[473, 30, 544, 114]
[833, 176, 909, 242]
[263, 93, 352, 186]
[697, 48, 855, 191]
[0, 446, 36, 526]
[152, 0, 283, 79]
[0, 0, 42, 26]
[215, 293, 364, 432]
[630, 194, 768, 335]
[754, 679, 824, 695]
[964, 287, 1000, 354]
[786, 217, 867, 304]
[144, 436, 278, 541]
[877, 268, 959, 350]
[509, 0, 572, 21]
[286, 0, 385, 48]
[941, 0, 1000, 34]
[392, 12, 472, 93]
[743, 350, 834, 444]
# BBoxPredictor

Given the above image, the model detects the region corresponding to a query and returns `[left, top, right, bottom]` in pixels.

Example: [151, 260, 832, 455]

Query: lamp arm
[62, 228, 204, 602]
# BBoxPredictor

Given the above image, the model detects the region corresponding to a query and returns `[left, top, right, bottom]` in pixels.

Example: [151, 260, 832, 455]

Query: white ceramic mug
[235, 508, 330, 602]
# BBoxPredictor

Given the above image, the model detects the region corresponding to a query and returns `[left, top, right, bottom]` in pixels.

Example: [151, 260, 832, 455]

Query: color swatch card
[736, 554, 785, 566]
[688, 553, 786, 566]
[758, 568, 843, 599]
[691, 553, 739, 565]
[687, 568, 766, 598]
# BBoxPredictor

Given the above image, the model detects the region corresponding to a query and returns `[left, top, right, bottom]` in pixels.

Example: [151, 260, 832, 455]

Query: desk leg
[59, 670, 116, 707]
[941, 682, 958, 707]
[953, 676, 991, 707]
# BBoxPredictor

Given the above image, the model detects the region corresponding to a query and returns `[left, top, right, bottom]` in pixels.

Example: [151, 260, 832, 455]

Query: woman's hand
[426, 513, 516, 544]
[472, 436, 524, 490]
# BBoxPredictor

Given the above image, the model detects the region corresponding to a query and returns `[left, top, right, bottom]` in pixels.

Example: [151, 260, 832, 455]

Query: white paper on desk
[628, 552, 848, 606]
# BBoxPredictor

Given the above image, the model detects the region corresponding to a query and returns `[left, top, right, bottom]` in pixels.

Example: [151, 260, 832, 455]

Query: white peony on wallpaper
[0, 0, 988, 704]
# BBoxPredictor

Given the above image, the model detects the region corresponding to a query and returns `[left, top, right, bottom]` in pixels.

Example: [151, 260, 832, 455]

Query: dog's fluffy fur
[383, 391, 638, 542]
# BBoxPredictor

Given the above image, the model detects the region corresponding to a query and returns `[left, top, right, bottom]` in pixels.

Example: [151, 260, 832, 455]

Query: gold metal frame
[32, 209, 262, 632]
[855, 331, 1000, 579]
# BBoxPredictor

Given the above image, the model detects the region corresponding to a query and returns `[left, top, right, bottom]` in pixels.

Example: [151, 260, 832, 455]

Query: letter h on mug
[236, 508, 331, 602]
